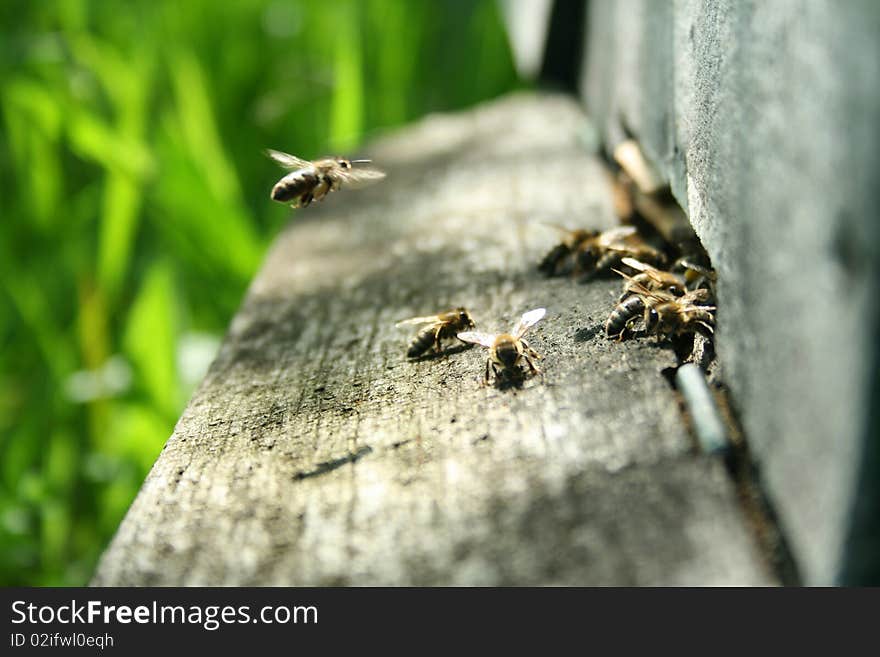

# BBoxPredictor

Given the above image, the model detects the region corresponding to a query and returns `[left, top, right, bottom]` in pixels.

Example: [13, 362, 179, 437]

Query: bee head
[337, 158, 353, 170]
[457, 308, 475, 328]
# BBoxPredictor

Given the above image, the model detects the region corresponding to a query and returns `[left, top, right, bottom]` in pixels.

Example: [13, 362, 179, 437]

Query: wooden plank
[92, 94, 771, 585]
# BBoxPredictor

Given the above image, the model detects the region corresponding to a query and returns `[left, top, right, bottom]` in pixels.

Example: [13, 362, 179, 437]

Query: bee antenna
[349, 159, 372, 164]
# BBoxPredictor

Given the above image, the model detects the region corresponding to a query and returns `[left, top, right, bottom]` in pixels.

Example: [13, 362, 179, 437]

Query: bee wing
[395, 315, 442, 327]
[336, 166, 387, 189]
[265, 149, 312, 170]
[596, 225, 637, 247]
[513, 307, 546, 337]
[613, 272, 669, 303]
[620, 257, 657, 273]
[619, 258, 676, 286]
[611, 267, 640, 284]
[456, 331, 497, 348]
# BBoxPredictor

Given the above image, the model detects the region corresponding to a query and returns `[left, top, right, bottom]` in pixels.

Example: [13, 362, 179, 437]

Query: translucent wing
[395, 315, 442, 327]
[265, 149, 312, 170]
[596, 225, 637, 247]
[620, 258, 681, 287]
[336, 166, 387, 189]
[513, 307, 546, 337]
[611, 267, 640, 284]
[456, 331, 497, 348]
[620, 257, 657, 273]
[682, 302, 716, 312]
[612, 273, 669, 303]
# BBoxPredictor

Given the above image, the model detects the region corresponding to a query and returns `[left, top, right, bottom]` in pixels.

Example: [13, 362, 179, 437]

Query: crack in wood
[292, 445, 374, 481]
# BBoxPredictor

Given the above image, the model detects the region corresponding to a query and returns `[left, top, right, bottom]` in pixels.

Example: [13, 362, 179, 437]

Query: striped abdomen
[271, 169, 319, 202]
[407, 326, 439, 358]
[605, 295, 645, 339]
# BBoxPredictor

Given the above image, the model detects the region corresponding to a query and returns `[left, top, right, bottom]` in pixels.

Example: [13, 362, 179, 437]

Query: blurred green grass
[0, 0, 521, 585]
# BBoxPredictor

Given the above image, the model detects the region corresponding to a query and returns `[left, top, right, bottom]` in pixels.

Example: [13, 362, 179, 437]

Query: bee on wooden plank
[537, 227, 599, 276]
[617, 257, 686, 301]
[396, 308, 476, 358]
[606, 259, 687, 340]
[457, 308, 546, 384]
[605, 294, 649, 341]
[266, 149, 386, 208]
[538, 225, 666, 280]
[673, 256, 717, 299]
[574, 225, 667, 281]
[646, 289, 715, 340]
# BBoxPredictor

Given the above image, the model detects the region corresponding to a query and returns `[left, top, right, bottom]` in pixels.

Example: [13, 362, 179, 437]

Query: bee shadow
[407, 343, 474, 363]
[492, 369, 532, 391]
[574, 324, 604, 342]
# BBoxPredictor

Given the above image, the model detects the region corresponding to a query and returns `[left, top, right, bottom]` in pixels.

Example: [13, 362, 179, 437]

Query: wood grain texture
[92, 94, 771, 585]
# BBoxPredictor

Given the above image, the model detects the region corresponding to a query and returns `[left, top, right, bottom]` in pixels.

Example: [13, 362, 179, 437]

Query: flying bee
[457, 308, 546, 384]
[266, 149, 386, 208]
[395, 307, 476, 358]
[574, 226, 667, 281]
[538, 226, 599, 276]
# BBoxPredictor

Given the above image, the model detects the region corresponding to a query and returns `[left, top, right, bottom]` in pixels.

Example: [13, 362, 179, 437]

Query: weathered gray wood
[580, 0, 880, 585]
[92, 94, 771, 585]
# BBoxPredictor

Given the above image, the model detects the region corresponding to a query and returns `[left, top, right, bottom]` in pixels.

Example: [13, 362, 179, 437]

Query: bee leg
[433, 326, 444, 354]
[313, 177, 332, 202]
[521, 339, 541, 359]
[523, 354, 542, 376]
[298, 192, 314, 208]
[484, 359, 492, 385]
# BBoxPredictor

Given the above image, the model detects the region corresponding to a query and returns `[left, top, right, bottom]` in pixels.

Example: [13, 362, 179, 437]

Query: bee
[395, 308, 476, 358]
[538, 227, 599, 276]
[605, 294, 649, 340]
[457, 308, 546, 384]
[266, 149, 386, 208]
[673, 256, 717, 297]
[641, 286, 716, 341]
[574, 226, 667, 281]
[617, 257, 686, 301]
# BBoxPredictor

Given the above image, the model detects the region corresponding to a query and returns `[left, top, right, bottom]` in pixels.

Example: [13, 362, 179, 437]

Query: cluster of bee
[604, 257, 716, 342]
[395, 307, 546, 385]
[538, 218, 717, 350]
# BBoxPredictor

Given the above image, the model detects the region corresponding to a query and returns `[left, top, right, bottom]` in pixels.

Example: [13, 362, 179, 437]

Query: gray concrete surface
[92, 94, 770, 585]
[580, 0, 880, 584]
